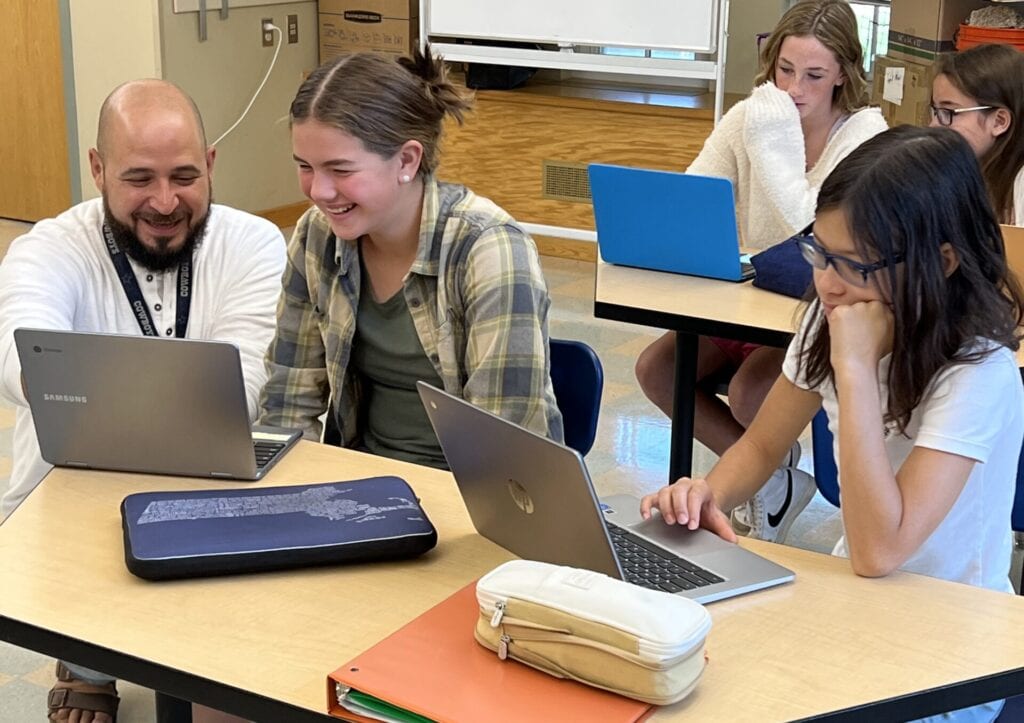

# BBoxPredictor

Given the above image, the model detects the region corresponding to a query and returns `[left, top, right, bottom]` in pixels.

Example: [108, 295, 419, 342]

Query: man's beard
[103, 198, 211, 273]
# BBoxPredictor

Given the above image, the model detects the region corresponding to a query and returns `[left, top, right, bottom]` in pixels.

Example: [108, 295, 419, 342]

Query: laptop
[588, 163, 755, 282]
[15, 328, 302, 480]
[418, 382, 793, 604]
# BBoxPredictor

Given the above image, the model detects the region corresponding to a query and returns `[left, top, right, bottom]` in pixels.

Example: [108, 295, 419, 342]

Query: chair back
[549, 339, 604, 456]
[811, 408, 840, 508]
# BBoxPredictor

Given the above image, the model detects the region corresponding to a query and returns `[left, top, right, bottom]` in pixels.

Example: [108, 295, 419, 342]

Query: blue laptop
[588, 164, 755, 282]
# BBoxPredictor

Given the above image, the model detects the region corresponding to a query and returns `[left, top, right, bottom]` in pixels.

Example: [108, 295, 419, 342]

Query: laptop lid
[588, 163, 753, 282]
[14, 328, 300, 480]
[418, 382, 793, 604]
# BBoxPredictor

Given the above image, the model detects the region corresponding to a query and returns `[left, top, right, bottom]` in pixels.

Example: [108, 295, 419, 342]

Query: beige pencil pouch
[475, 559, 712, 705]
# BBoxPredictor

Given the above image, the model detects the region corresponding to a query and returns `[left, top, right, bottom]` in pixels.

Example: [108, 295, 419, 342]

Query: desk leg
[669, 332, 698, 483]
[155, 691, 193, 722]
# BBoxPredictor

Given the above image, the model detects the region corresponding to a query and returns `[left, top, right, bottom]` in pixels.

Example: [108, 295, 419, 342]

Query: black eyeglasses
[796, 229, 903, 287]
[929, 104, 994, 127]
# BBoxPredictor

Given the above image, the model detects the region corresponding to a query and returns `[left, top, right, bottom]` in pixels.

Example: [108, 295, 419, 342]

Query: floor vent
[542, 161, 592, 203]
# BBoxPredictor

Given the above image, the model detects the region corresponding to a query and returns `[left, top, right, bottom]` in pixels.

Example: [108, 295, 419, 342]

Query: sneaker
[731, 454, 816, 543]
[730, 441, 801, 535]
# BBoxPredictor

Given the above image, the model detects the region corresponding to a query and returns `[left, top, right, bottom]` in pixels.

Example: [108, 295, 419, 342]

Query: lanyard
[102, 223, 192, 338]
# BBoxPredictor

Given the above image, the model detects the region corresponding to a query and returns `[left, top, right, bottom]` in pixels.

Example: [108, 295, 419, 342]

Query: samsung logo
[43, 394, 88, 403]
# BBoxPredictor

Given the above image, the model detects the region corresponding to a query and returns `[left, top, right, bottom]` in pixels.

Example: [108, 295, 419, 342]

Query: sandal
[47, 661, 120, 722]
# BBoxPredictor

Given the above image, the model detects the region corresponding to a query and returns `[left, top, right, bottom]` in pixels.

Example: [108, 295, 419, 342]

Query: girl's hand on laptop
[640, 479, 738, 543]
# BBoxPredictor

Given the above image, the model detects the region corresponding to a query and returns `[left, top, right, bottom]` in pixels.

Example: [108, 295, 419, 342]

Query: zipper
[479, 591, 710, 661]
[497, 634, 511, 660]
[490, 600, 506, 627]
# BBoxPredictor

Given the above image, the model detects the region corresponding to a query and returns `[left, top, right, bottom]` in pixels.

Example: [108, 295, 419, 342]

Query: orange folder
[327, 582, 653, 722]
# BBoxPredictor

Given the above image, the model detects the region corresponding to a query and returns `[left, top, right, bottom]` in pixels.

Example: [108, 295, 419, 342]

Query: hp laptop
[418, 382, 793, 604]
[588, 163, 755, 282]
[15, 328, 302, 480]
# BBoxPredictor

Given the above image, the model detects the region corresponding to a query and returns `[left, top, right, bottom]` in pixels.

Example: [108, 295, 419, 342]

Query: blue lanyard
[102, 223, 192, 338]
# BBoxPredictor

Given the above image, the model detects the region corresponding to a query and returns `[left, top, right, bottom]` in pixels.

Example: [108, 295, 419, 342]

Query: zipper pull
[497, 634, 511, 660]
[490, 600, 506, 627]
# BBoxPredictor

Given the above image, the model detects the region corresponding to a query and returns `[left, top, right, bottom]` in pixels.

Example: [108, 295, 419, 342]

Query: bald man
[0, 80, 286, 722]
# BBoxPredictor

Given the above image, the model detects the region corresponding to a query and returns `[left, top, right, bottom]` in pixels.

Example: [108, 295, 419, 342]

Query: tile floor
[0, 217, 861, 721]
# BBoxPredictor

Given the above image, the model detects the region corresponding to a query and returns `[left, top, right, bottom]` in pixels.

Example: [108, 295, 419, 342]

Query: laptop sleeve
[120, 476, 438, 580]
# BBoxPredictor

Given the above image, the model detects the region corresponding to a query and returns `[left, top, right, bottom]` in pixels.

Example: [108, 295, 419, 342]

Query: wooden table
[594, 261, 801, 481]
[3, 441, 1024, 721]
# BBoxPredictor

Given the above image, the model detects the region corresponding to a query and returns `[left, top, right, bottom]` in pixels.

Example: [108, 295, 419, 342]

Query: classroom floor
[0, 217, 861, 721]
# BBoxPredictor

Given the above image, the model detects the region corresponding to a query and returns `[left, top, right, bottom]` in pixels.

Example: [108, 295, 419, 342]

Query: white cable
[212, 24, 282, 147]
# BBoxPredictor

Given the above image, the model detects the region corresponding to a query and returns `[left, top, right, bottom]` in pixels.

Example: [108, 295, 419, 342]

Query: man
[0, 80, 286, 723]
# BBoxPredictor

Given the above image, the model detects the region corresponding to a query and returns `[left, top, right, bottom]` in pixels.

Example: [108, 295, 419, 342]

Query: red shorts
[708, 337, 762, 367]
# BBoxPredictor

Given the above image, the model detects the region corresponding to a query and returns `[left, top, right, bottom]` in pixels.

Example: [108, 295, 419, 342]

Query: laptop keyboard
[252, 440, 286, 470]
[607, 525, 725, 593]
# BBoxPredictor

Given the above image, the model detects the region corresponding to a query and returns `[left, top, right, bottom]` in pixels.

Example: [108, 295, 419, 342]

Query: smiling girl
[641, 126, 1024, 720]
[636, 0, 888, 544]
[258, 48, 563, 465]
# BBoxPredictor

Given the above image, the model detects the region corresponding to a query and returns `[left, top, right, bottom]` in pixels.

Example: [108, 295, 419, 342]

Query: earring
[401, 174, 411, 183]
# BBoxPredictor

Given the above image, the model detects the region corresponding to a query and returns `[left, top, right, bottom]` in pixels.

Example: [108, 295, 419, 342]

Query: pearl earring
[401, 174, 411, 183]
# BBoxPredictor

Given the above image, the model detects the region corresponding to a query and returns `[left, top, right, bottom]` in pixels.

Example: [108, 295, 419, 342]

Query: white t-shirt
[783, 310, 1022, 593]
[0, 198, 287, 518]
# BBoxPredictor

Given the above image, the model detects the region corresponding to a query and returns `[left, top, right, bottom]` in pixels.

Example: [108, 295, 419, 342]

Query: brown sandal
[47, 661, 119, 722]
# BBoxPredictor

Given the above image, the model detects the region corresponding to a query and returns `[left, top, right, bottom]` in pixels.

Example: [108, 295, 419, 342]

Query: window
[850, 1, 891, 75]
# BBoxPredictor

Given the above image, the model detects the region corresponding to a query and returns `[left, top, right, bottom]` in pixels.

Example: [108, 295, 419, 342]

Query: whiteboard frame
[425, 0, 719, 54]
[422, 0, 730, 123]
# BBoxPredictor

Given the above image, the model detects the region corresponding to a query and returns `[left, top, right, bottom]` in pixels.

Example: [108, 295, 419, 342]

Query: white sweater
[0, 199, 287, 518]
[688, 82, 889, 250]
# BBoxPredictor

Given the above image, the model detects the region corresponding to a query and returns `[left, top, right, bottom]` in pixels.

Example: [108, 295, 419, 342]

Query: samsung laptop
[418, 382, 793, 604]
[15, 328, 301, 480]
[588, 163, 755, 282]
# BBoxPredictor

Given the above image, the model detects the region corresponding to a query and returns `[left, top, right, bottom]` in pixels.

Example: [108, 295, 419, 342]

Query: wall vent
[542, 160, 591, 203]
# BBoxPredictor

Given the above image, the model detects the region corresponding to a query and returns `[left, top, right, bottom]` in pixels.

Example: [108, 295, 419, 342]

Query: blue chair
[811, 408, 840, 507]
[549, 338, 604, 456]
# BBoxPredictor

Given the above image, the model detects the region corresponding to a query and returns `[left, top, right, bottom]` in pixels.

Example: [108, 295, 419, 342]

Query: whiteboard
[426, 0, 719, 53]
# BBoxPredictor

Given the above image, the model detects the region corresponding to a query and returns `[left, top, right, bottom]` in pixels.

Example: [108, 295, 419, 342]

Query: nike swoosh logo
[766, 470, 793, 528]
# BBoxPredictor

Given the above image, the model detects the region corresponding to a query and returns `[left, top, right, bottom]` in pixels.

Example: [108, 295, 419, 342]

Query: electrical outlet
[261, 17, 274, 47]
[287, 14, 298, 44]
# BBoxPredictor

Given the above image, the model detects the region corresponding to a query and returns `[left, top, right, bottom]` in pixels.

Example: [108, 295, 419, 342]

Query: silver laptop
[418, 382, 793, 604]
[15, 328, 302, 480]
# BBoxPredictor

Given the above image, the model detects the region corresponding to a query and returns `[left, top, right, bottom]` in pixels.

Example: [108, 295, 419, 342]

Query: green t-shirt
[351, 265, 447, 469]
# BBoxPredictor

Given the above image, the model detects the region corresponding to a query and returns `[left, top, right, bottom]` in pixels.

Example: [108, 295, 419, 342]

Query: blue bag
[750, 236, 813, 299]
[121, 476, 438, 580]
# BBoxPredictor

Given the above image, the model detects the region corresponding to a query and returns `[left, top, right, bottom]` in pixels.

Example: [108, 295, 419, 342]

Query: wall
[68, 0, 162, 200]
[723, 0, 789, 95]
[158, 0, 319, 213]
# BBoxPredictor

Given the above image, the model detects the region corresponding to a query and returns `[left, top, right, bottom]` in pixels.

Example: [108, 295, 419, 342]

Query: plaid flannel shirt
[258, 178, 563, 448]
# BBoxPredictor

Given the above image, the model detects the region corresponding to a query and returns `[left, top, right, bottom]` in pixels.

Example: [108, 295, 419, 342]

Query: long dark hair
[797, 125, 1024, 433]
[289, 45, 472, 177]
[936, 44, 1024, 224]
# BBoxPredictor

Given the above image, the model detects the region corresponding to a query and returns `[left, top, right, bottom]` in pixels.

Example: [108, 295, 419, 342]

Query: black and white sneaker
[731, 444, 816, 543]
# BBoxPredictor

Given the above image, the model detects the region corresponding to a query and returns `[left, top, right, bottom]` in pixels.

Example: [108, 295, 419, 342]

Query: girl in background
[931, 42, 1024, 226]
[635, 0, 887, 543]
[642, 125, 1024, 722]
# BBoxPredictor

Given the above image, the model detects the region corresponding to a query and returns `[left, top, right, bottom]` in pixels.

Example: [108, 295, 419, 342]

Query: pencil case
[475, 559, 712, 705]
[120, 476, 437, 580]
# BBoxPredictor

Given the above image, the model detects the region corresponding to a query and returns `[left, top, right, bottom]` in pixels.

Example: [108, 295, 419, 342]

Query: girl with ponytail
[258, 47, 563, 466]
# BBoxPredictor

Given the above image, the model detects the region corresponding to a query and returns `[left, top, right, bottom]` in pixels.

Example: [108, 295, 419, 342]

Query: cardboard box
[318, 0, 419, 64]
[888, 0, 988, 62]
[871, 54, 939, 127]
[318, 0, 417, 18]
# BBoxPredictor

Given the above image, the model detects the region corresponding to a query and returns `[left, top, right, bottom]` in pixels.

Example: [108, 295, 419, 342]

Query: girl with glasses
[931, 43, 1024, 226]
[642, 125, 1023, 723]
[635, 0, 888, 544]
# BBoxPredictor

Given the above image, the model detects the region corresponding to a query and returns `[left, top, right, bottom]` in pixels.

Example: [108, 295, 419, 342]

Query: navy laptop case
[121, 476, 438, 580]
